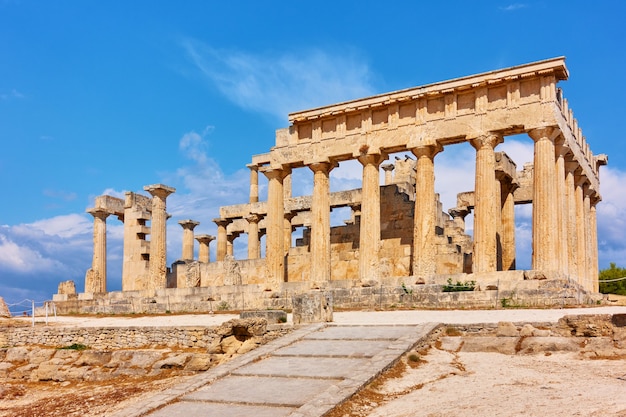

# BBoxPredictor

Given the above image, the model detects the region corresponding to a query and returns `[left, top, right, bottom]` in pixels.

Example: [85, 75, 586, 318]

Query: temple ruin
[54, 57, 608, 313]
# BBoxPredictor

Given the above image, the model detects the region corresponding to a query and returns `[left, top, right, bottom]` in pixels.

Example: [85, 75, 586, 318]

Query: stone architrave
[411, 144, 442, 279]
[214, 218, 231, 262]
[178, 219, 200, 260]
[195, 234, 215, 263]
[144, 184, 176, 292]
[528, 127, 559, 272]
[357, 153, 386, 283]
[86, 208, 110, 293]
[309, 162, 335, 284]
[245, 214, 263, 260]
[263, 167, 290, 288]
[470, 133, 503, 273]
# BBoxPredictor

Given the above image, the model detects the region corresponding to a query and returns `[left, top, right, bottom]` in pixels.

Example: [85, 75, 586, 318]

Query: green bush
[58, 343, 89, 351]
[599, 263, 626, 295]
[442, 278, 476, 292]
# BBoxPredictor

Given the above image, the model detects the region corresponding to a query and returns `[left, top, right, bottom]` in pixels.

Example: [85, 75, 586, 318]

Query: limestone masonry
[53, 57, 607, 313]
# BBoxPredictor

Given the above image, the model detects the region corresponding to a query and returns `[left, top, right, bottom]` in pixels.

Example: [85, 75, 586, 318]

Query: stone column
[227, 232, 240, 257]
[470, 133, 503, 273]
[357, 153, 386, 282]
[309, 162, 335, 283]
[195, 234, 215, 263]
[555, 140, 569, 275]
[86, 208, 110, 293]
[284, 211, 297, 255]
[246, 214, 263, 260]
[411, 145, 442, 279]
[574, 176, 587, 286]
[565, 161, 579, 281]
[449, 207, 470, 230]
[263, 167, 290, 288]
[178, 219, 199, 260]
[499, 180, 517, 271]
[381, 163, 395, 185]
[528, 127, 559, 272]
[590, 198, 600, 292]
[247, 164, 259, 203]
[144, 184, 176, 292]
[214, 218, 231, 262]
[583, 187, 593, 291]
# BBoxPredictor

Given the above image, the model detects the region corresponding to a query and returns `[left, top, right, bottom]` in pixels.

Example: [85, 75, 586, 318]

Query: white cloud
[182, 40, 375, 121]
[0, 88, 24, 100]
[28, 213, 92, 239]
[499, 3, 528, 12]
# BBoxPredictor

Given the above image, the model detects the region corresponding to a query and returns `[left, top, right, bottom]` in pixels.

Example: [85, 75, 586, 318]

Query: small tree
[599, 263, 626, 295]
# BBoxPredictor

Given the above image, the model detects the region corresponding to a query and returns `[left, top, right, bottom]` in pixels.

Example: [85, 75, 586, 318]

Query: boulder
[496, 322, 519, 337]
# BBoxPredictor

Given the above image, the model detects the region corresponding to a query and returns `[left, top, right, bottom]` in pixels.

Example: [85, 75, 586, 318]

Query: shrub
[442, 278, 476, 292]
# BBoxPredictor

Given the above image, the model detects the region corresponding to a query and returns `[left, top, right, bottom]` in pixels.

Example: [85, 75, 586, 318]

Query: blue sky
[1, 1, 625, 306]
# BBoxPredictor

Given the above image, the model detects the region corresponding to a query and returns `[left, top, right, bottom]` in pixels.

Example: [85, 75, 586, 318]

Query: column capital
[227, 232, 240, 243]
[411, 143, 443, 159]
[245, 213, 264, 224]
[246, 163, 259, 172]
[381, 163, 395, 172]
[87, 208, 111, 220]
[261, 166, 291, 181]
[213, 218, 232, 228]
[469, 133, 503, 151]
[448, 207, 471, 220]
[527, 126, 560, 143]
[308, 161, 338, 174]
[357, 153, 387, 167]
[144, 183, 176, 198]
[195, 234, 215, 244]
[178, 219, 200, 230]
[284, 210, 298, 221]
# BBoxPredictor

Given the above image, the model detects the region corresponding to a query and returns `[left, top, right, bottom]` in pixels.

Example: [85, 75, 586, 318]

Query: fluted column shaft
[500, 181, 517, 271]
[227, 233, 239, 257]
[309, 162, 334, 283]
[411, 145, 441, 279]
[583, 189, 592, 291]
[471, 134, 502, 273]
[529, 128, 559, 271]
[247, 164, 259, 203]
[144, 184, 175, 292]
[87, 208, 110, 293]
[590, 201, 599, 292]
[555, 142, 569, 274]
[195, 235, 215, 263]
[565, 162, 579, 281]
[357, 154, 385, 282]
[214, 219, 230, 261]
[178, 220, 199, 260]
[246, 214, 262, 260]
[574, 178, 587, 285]
[263, 167, 289, 288]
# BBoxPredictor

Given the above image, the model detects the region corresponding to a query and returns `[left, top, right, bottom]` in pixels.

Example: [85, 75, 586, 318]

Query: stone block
[292, 292, 333, 325]
[460, 336, 518, 355]
[240, 310, 287, 323]
[518, 337, 580, 354]
[496, 322, 519, 337]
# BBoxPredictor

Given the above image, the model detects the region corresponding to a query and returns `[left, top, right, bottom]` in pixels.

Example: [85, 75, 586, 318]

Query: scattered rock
[496, 322, 519, 337]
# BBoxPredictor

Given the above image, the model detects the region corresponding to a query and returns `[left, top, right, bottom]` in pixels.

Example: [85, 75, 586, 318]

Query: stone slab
[148, 401, 295, 417]
[304, 325, 414, 340]
[184, 375, 338, 406]
[273, 339, 391, 358]
[232, 356, 369, 379]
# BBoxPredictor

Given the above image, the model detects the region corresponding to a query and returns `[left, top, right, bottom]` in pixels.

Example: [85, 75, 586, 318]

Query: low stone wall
[0, 318, 289, 350]
[50, 274, 600, 315]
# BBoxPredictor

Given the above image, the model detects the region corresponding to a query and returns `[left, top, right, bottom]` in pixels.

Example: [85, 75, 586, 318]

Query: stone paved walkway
[112, 322, 439, 417]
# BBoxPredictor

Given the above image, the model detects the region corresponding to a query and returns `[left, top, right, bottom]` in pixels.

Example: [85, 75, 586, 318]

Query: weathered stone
[292, 292, 333, 325]
[74, 350, 112, 366]
[185, 353, 215, 371]
[460, 336, 518, 355]
[0, 296, 10, 318]
[519, 324, 536, 337]
[240, 310, 287, 324]
[557, 314, 613, 337]
[496, 322, 519, 337]
[518, 337, 580, 354]
[152, 353, 191, 369]
[439, 336, 463, 352]
[57, 280, 77, 295]
[5, 347, 29, 363]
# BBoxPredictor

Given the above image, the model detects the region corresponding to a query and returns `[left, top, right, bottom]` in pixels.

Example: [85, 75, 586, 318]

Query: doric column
[555, 140, 569, 275]
[449, 207, 470, 230]
[470, 133, 503, 273]
[227, 232, 240, 257]
[565, 161, 580, 281]
[213, 218, 231, 261]
[263, 167, 290, 288]
[247, 164, 259, 203]
[583, 187, 592, 291]
[411, 145, 442, 279]
[357, 153, 386, 282]
[309, 162, 335, 283]
[144, 184, 176, 292]
[528, 127, 559, 272]
[284, 211, 297, 255]
[381, 163, 395, 185]
[499, 180, 517, 271]
[178, 219, 199, 260]
[590, 198, 600, 292]
[195, 234, 215, 263]
[245, 213, 263, 260]
[574, 176, 587, 286]
[86, 208, 110, 293]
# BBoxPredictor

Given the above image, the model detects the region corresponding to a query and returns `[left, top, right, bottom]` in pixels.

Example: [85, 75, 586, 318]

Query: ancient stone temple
[54, 57, 608, 313]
